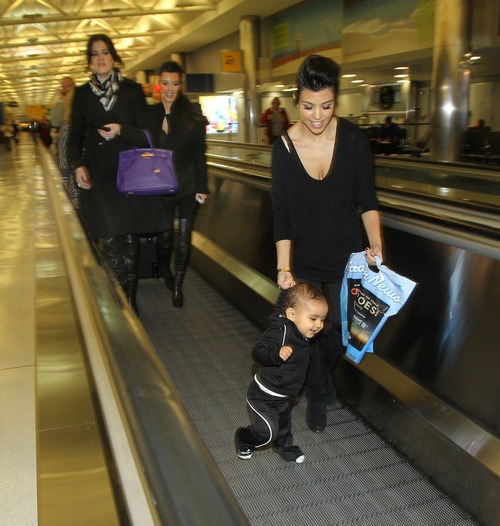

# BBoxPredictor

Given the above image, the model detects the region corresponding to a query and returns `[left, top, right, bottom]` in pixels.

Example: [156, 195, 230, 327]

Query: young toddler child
[235, 282, 328, 463]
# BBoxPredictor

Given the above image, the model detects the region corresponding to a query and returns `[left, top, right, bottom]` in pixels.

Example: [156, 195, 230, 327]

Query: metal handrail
[205, 141, 500, 238]
[39, 146, 249, 525]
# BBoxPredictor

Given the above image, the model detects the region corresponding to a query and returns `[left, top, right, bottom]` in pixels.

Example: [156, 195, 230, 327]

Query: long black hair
[86, 34, 122, 66]
[159, 60, 183, 77]
[158, 60, 205, 129]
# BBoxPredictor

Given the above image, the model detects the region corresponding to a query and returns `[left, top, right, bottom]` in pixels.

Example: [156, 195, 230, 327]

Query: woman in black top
[68, 34, 169, 314]
[149, 61, 208, 307]
[272, 55, 383, 432]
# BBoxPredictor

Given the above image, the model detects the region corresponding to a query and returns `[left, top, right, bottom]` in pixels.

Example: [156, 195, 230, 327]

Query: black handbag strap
[142, 129, 154, 149]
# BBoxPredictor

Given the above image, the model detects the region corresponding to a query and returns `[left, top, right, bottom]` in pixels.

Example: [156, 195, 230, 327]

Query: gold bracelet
[277, 267, 292, 273]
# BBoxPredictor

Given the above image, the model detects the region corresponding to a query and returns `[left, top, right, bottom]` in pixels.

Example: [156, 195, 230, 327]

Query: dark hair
[284, 282, 327, 312]
[296, 54, 340, 98]
[159, 60, 184, 76]
[86, 34, 122, 65]
[157, 60, 206, 130]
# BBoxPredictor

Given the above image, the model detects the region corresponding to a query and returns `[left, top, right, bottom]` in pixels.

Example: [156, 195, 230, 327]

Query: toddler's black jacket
[252, 310, 313, 397]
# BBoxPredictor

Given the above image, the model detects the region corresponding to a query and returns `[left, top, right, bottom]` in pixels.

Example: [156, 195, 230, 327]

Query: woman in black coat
[68, 34, 169, 314]
[149, 60, 208, 307]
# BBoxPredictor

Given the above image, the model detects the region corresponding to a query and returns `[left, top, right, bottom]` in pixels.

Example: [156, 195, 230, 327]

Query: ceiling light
[274, 84, 285, 88]
[351, 79, 364, 83]
[394, 74, 408, 78]
[343, 74, 356, 78]
[394, 66, 409, 70]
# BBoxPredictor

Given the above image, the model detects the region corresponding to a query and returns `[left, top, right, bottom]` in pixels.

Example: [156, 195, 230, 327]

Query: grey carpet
[137, 271, 479, 526]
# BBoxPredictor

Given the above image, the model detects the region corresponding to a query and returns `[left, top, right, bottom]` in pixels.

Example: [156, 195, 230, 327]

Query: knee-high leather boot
[172, 218, 192, 308]
[155, 229, 174, 290]
[123, 233, 140, 315]
[96, 235, 129, 292]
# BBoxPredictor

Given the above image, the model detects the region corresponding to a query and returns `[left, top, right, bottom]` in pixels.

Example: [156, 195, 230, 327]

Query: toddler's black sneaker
[273, 445, 305, 464]
[235, 429, 254, 460]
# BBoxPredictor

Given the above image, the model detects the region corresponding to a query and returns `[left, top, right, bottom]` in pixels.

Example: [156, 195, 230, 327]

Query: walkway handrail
[39, 145, 249, 525]
[206, 139, 500, 236]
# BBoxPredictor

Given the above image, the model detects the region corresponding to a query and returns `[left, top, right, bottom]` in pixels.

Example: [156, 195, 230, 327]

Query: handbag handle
[142, 129, 154, 149]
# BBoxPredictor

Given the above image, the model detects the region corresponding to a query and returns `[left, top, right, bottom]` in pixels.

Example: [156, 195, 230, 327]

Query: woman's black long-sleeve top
[252, 311, 312, 398]
[272, 118, 379, 282]
[67, 77, 169, 239]
[148, 96, 208, 197]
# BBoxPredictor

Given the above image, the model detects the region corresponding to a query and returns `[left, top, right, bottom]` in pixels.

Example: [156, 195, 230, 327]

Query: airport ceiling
[1, 0, 498, 113]
[0, 0, 300, 111]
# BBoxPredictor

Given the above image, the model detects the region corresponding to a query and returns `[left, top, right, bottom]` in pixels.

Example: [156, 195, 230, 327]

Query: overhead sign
[221, 50, 241, 73]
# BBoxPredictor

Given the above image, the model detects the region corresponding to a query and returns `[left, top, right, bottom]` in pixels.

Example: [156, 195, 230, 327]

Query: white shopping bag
[340, 252, 417, 364]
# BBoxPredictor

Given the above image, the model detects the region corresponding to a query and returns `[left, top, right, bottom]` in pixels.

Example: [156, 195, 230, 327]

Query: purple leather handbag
[116, 129, 178, 196]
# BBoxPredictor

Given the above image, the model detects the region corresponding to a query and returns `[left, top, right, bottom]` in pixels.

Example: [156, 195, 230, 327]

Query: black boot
[123, 233, 140, 316]
[97, 235, 139, 314]
[96, 235, 129, 291]
[305, 339, 327, 432]
[319, 324, 344, 405]
[172, 218, 192, 308]
[155, 229, 174, 290]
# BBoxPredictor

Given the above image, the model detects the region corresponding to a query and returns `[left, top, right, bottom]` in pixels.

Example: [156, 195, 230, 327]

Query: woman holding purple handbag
[148, 60, 208, 308]
[68, 34, 169, 314]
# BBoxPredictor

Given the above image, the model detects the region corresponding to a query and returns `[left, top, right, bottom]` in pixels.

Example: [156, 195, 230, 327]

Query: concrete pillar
[240, 16, 260, 143]
[430, 0, 472, 161]
[171, 53, 185, 68]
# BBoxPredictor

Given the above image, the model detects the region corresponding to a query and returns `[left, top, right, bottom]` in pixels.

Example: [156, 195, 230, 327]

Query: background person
[149, 60, 208, 308]
[2, 109, 15, 151]
[378, 115, 400, 142]
[260, 97, 290, 145]
[50, 76, 76, 160]
[472, 118, 487, 130]
[56, 78, 78, 205]
[376, 115, 404, 154]
[271, 54, 383, 433]
[68, 34, 169, 314]
[235, 283, 328, 464]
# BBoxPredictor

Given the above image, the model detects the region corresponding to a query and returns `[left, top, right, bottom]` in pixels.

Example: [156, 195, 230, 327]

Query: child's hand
[279, 345, 293, 361]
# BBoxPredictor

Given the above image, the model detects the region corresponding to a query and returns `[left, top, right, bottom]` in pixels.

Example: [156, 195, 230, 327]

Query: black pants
[238, 379, 293, 450]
